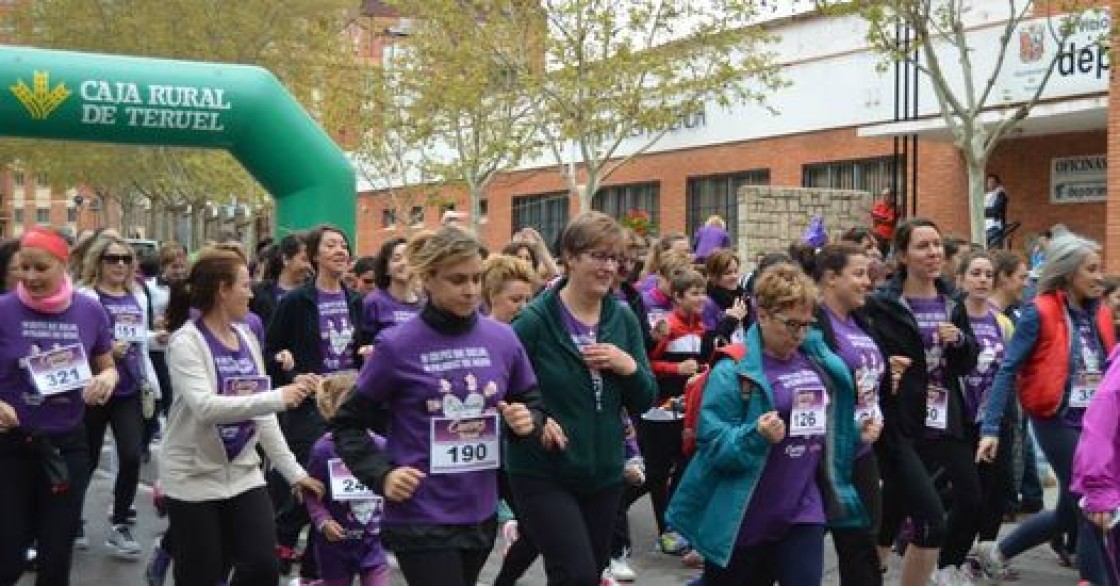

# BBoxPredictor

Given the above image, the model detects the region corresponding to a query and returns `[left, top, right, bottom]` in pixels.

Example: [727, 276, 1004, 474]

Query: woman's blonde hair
[641, 232, 689, 279]
[754, 264, 818, 314]
[406, 226, 485, 279]
[657, 250, 693, 280]
[482, 254, 540, 306]
[80, 235, 135, 289]
[705, 215, 726, 229]
[316, 371, 358, 421]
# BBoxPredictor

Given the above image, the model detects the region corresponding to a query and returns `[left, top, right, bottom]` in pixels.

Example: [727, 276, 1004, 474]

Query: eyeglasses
[773, 313, 815, 335]
[102, 254, 134, 265]
[584, 250, 623, 266]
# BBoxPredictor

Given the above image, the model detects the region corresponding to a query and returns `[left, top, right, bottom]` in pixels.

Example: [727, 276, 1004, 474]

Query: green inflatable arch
[0, 46, 355, 239]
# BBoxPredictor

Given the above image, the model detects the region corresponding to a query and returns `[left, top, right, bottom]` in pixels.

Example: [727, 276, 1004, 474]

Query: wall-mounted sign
[1051, 154, 1106, 204]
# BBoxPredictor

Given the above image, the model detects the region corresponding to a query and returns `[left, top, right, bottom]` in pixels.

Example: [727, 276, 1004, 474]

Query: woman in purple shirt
[811, 243, 887, 585]
[334, 226, 546, 586]
[0, 227, 119, 586]
[76, 234, 163, 558]
[358, 237, 422, 349]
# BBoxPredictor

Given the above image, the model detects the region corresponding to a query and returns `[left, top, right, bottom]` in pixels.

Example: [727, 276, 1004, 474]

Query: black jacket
[265, 281, 363, 446]
[616, 281, 655, 351]
[861, 274, 979, 444]
[249, 280, 284, 330]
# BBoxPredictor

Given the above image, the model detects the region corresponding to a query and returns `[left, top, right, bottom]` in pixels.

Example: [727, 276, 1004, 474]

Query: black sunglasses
[102, 254, 134, 265]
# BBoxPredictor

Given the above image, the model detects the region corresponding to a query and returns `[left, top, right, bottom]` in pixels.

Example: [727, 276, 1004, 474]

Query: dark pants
[509, 475, 623, 586]
[611, 483, 643, 557]
[1000, 417, 1108, 583]
[166, 487, 279, 586]
[395, 548, 491, 586]
[878, 439, 946, 549]
[0, 428, 89, 586]
[833, 451, 883, 586]
[1086, 521, 1120, 586]
[273, 436, 318, 577]
[636, 418, 685, 535]
[916, 436, 983, 568]
[84, 393, 143, 524]
[702, 524, 826, 585]
[1019, 419, 1045, 508]
[979, 422, 1016, 541]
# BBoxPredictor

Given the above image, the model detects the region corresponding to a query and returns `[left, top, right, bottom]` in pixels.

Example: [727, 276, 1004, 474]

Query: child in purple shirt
[305, 372, 390, 586]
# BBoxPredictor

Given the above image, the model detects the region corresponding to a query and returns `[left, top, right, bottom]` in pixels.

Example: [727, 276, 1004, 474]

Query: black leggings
[274, 437, 318, 578]
[0, 428, 89, 586]
[916, 437, 983, 569]
[84, 393, 143, 525]
[878, 439, 946, 550]
[636, 418, 685, 535]
[978, 423, 1016, 541]
[510, 475, 623, 586]
[166, 486, 279, 586]
[833, 451, 883, 586]
[395, 548, 491, 586]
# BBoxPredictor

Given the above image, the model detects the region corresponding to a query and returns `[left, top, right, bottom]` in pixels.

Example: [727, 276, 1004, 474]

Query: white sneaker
[609, 554, 637, 582]
[975, 540, 1008, 579]
[106, 524, 142, 558]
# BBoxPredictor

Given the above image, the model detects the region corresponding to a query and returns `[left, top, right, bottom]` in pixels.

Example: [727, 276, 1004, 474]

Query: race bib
[854, 368, 881, 423]
[925, 385, 949, 430]
[789, 387, 826, 437]
[27, 344, 92, 396]
[429, 413, 501, 474]
[1070, 371, 1101, 409]
[113, 314, 146, 343]
[224, 375, 270, 396]
[328, 457, 378, 502]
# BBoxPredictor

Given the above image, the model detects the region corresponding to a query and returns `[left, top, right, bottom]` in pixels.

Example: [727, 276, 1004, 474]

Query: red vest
[1018, 291, 1117, 417]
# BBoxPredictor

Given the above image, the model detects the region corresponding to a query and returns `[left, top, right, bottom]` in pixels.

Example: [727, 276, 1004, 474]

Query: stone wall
[736, 186, 873, 261]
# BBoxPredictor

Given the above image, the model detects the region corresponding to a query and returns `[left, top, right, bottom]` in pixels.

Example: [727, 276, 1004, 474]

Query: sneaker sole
[106, 543, 143, 560]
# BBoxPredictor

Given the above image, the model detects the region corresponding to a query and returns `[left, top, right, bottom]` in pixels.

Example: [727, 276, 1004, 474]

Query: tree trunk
[468, 182, 484, 237]
[966, 157, 988, 248]
[577, 171, 597, 214]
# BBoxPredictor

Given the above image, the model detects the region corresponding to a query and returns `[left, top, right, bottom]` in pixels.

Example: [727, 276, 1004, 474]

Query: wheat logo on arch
[10, 71, 71, 120]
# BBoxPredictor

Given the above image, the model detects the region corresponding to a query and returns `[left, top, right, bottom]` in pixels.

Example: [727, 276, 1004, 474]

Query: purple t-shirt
[318, 289, 355, 374]
[558, 301, 607, 412]
[197, 320, 264, 460]
[361, 288, 421, 345]
[355, 315, 537, 525]
[1064, 307, 1105, 428]
[96, 290, 144, 397]
[0, 293, 112, 434]
[693, 224, 730, 260]
[964, 311, 1004, 423]
[825, 307, 884, 457]
[308, 432, 388, 578]
[189, 307, 265, 348]
[906, 297, 949, 387]
[737, 351, 825, 547]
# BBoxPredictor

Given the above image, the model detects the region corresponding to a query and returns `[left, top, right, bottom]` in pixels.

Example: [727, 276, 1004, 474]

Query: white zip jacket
[159, 320, 306, 502]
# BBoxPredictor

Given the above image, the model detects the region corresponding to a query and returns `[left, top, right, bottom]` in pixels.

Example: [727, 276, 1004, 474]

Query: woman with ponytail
[0, 226, 119, 586]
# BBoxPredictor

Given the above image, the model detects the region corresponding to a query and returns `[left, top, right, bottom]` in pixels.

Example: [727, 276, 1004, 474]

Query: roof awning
[858, 94, 1107, 141]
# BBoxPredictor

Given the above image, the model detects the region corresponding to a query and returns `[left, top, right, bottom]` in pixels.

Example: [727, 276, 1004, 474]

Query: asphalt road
[18, 443, 1082, 585]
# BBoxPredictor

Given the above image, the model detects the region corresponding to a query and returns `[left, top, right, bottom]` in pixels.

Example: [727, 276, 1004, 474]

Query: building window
[35, 208, 49, 223]
[802, 155, 901, 196]
[13, 209, 23, 223]
[381, 208, 396, 228]
[13, 171, 24, 187]
[409, 205, 424, 225]
[592, 182, 660, 230]
[479, 199, 488, 219]
[512, 192, 569, 251]
[35, 173, 48, 187]
[686, 170, 770, 244]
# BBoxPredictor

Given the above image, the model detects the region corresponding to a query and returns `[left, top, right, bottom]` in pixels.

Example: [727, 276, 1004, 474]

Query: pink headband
[21, 227, 70, 262]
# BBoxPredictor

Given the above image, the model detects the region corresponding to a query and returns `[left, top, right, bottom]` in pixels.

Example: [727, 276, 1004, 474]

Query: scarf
[17, 274, 74, 314]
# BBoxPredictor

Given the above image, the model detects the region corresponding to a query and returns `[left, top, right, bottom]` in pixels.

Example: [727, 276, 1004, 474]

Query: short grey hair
[1038, 233, 1100, 295]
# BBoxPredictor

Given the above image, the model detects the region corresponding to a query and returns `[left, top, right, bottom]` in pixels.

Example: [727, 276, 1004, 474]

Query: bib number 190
[446, 442, 487, 464]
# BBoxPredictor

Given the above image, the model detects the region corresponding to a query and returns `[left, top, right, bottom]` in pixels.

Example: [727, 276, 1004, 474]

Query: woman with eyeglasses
[76, 235, 163, 559]
[862, 218, 979, 586]
[667, 264, 870, 585]
[0, 227, 119, 586]
[358, 237, 422, 350]
[506, 211, 657, 585]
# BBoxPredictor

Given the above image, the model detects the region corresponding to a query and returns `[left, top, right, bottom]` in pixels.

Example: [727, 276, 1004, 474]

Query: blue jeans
[1019, 419, 1045, 507]
[703, 524, 825, 586]
[999, 417, 1107, 583]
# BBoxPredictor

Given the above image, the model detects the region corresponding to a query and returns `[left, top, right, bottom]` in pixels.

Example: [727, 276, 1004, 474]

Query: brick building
[355, 2, 1115, 269]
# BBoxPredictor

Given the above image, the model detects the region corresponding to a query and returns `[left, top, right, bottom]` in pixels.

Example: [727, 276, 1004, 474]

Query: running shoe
[74, 522, 89, 550]
[975, 541, 1011, 580]
[609, 550, 637, 582]
[658, 531, 690, 555]
[145, 543, 171, 586]
[106, 524, 142, 558]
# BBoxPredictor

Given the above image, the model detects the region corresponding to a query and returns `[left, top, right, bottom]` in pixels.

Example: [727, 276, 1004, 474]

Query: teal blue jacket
[665, 324, 867, 568]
